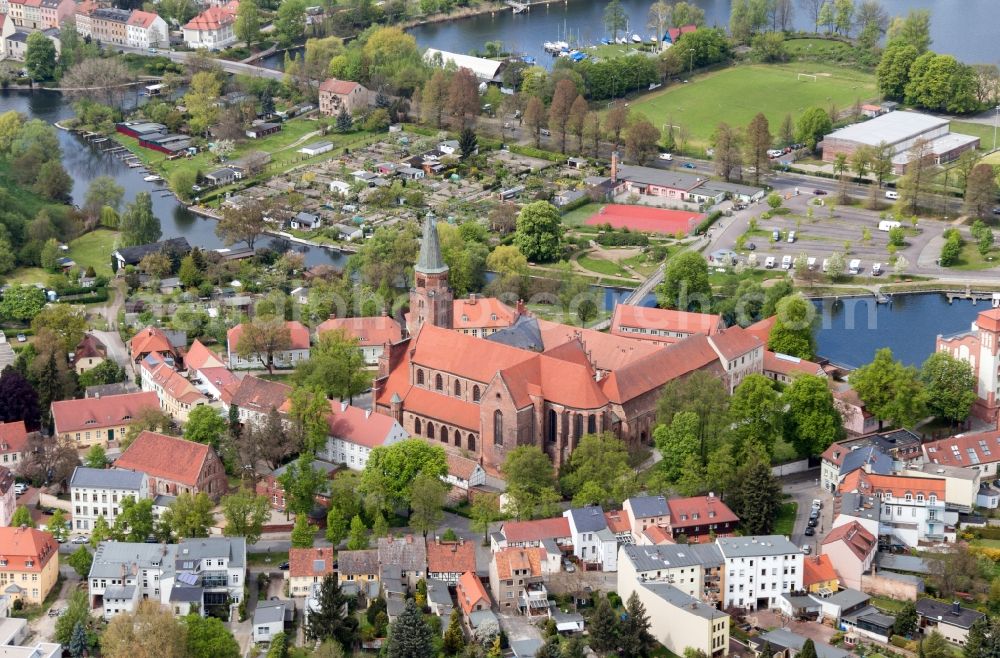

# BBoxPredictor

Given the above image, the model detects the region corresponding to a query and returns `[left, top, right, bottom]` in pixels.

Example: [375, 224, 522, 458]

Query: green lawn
[951, 121, 998, 152]
[561, 202, 604, 226]
[584, 43, 656, 61]
[68, 229, 119, 277]
[577, 254, 631, 277]
[773, 501, 797, 536]
[5, 268, 47, 285]
[247, 550, 289, 567]
[628, 62, 877, 149]
[947, 241, 1000, 271]
[785, 37, 856, 60]
[972, 538, 1000, 548]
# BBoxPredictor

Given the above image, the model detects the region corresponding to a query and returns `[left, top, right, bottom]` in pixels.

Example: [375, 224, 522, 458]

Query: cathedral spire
[415, 214, 449, 275]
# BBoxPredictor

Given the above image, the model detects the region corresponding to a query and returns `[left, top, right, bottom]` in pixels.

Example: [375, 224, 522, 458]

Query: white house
[181, 0, 237, 49]
[616, 543, 725, 603]
[329, 180, 351, 196]
[227, 321, 311, 370]
[299, 141, 333, 157]
[838, 471, 956, 546]
[253, 600, 289, 644]
[563, 507, 618, 571]
[617, 579, 730, 657]
[316, 315, 402, 366]
[320, 402, 408, 471]
[444, 453, 486, 490]
[70, 467, 149, 533]
[716, 536, 803, 610]
[290, 212, 322, 231]
[126, 10, 167, 49]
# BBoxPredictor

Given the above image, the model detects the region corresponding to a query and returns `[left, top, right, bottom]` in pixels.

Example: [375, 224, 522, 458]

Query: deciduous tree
[657, 252, 711, 311]
[624, 117, 660, 165]
[560, 433, 636, 506]
[291, 514, 316, 548]
[769, 294, 817, 359]
[921, 351, 977, 424]
[851, 348, 928, 428]
[360, 440, 447, 515]
[216, 197, 269, 250]
[965, 163, 997, 219]
[221, 487, 270, 544]
[744, 113, 772, 186]
[729, 374, 782, 455]
[118, 192, 161, 248]
[514, 201, 562, 262]
[162, 492, 214, 539]
[783, 373, 844, 457]
[408, 472, 447, 536]
[101, 600, 187, 658]
[502, 446, 560, 520]
[713, 121, 743, 182]
[447, 68, 480, 130]
[25, 32, 57, 80]
[235, 316, 292, 375]
[795, 106, 832, 151]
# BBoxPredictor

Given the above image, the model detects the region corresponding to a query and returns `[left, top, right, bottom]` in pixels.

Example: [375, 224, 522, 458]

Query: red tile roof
[288, 547, 335, 578]
[839, 471, 945, 500]
[745, 316, 776, 344]
[604, 510, 631, 535]
[52, 391, 160, 434]
[183, 0, 237, 30]
[127, 9, 160, 27]
[317, 316, 402, 348]
[130, 326, 179, 359]
[0, 527, 57, 573]
[116, 431, 213, 487]
[227, 320, 310, 353]
[226, 375, 291, 413]
[145, 362, 207, 405]
[667, 495, 739, 529]
[446, 453, 481, 481]
[803, 554, 838, 587]
[325, 401, 402, 449]
[185, 340, 225, 371]
[501, 517, 570, 544]
[707, 325, 762, 361]
[410, 323, 533, 385]
[764, 350, 825, 378]
[453, 297, 517, 331]
[74, 334, 106, 360]
[599, 334, 723, 404]
[319, 78, 362, 95]
[923, 430, 1000, 468]
[399, 386, 481, 430]
[456, 571, 490, 615]
[197, 367, 243, 393]
[821, 520, 876, 562]
[611, 305, 722, 342]
[494, 547, 544, 579]
[642, 525, 673, 544]
[426, 539, 476, 574]
[0, 422, 28, 454]
[536, 319, 660, 371]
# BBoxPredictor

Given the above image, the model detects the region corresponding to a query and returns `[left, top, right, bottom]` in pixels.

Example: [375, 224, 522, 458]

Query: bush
[607, 592, 622, 609]
[596, 231, 650, 247]
[694, 210, 724, 235]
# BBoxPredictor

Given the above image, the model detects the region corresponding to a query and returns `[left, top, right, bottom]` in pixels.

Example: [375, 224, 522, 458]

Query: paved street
[28, 568, 79, 641]
[780, 470, 833, 553]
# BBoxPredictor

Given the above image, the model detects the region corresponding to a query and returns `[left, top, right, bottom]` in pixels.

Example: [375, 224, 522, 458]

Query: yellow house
[336, 549, 379, 596]
[0, 527, 59, 605]
[287, 547, 336, 597]
[803, 554, 839, 594]
[51, 391, 160, 449]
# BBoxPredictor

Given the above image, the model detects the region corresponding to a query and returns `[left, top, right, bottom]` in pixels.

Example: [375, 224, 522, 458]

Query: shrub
[694, 210, 724, 235]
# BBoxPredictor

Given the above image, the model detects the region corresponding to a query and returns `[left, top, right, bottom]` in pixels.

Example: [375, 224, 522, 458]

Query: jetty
[505, 0, 528, 12]
[945, 285, 1000, 307]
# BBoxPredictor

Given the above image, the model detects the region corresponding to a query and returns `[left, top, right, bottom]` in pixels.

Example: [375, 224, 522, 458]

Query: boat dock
[506, 0, 528, 12]
[946, 285, 1000, 306]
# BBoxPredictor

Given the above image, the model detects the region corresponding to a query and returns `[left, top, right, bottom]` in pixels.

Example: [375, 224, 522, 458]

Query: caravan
[849, 259, 862, 274]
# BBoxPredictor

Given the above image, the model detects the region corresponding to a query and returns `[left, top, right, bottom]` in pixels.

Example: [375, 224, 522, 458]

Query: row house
[8, 0, 73, 30]
[838, 470, 956, 545]
[488, 547, 559, 617]
[624, 581, 730, 657]
[923, 429, 1000, 479]
[610, 305, 724, 346]
[0, 421, 28, 469]
[51, 391, 160, 449]
[617, 543, 725, 604]
[90, 7, 130, 45]
[125, 10, 166, 48]
[115, 430, 228, 500]
[316, 315, 401, 366]
[227, 320, 310, 370]
[819, 520, 877, 591]
[425, 538, 477, 585]
[336, 549, 379, 598]
[69, 467, 148, 532]
[286, 547, 335, 597]
[624, 494, 739, 545]
[377, 535, 426, 589]
[128, 325, 187, 367]
[319, 401, 408, 471]
[140, 352, 209, 422]
[563, 507, 618, 571]
[0, 527, 59, 606]
[820, 429, 923, 492]
[490, 517, 572, 551]
[716, 535, 803, 611]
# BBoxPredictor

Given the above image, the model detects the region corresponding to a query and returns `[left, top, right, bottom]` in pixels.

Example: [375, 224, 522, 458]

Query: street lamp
[993, 104, 1000, 151]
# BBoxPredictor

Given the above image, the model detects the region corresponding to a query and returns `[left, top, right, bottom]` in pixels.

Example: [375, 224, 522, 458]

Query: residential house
[456, 571, 490, 619]
[253, 599, 291, 645]
[113, 237, 190, 271]
[624, 494, 739, 545]
[426, 578, 453, 620]
[227, 321, 310, 370]
[38, 0, 72, 27]
[619, 578, 730, 657]
[491, 517, 572, 551]
[140, 353, 209, 422]
[4, 27, 60, 63]
[716, 535, 804, 610]
[223, 375, 291, 427]
[318, 79, 370, 116]
[256, 459, 336, 512]
[69, 467, 149, 533]
[73, 334, 107, 374]
[316, 315, 402, 366]
[245, 122, 281, 139]
[289, 212, 321, 231]
[319, 402, 408, 471]
[0, 527, 58, 606]
[85, 382, 138, 398]
[762, 351, 826, 385]
[750, 629, 849, 658]
[125, 10, 166, 48]
[89, 7, 129, 44]
[902, 463, 981, 511]
[89, 537, 245, 619]
[204, 168, 239, 187]
[182, 0, 237, 49]
[336, 549, 379, 598]
[563, 507, 618, 571]
[426, 538, 476, 585]
[820, 429, 923, 492]
[831, 384, 880, 437]
[443, 453, 486, 491]
[489, 547, 552, 616]
[915, 599, 985, 646]
[604, 509, 633, 544]
[838, 470, 955, 545]
[115, 431, 228, 500]
[377, 535, 426, 589]
[286, 547, 335, 597]
[831, 492, 881, 541]
[0, 422, 28, 470]
[51, 391, 160, 449]
[0, 466, 14, 528]
[802, 554, 839, 594]
[923, 430, 1000, 479]
[129, 325, 186, 367]
[623, 494, 670, 543]
[610, 305, 724, 346]
[616, 543, 725, 604]
[184, 340, 226, 372]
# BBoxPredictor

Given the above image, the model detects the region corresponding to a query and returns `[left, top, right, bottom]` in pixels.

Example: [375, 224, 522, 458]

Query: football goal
[798, 73, 818, 82]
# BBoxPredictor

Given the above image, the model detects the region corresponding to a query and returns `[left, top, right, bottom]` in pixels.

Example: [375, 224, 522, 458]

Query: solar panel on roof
[177, 572, 198, 585]
[967, 448, 980, 465]
[313, 559, 326, 572]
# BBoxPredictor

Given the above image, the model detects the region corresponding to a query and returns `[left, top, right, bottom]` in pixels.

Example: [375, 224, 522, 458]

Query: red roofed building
[126, 9, 167, 48]
[129, 326, 185, 366]
[316, 315, 402, 365]
[319, 401, 407, 471]
[116, 430, 228, 499]
[0, 421, 29, 469]
[184, 339, 226, 371]
[610, 305, 723, 345]
[443, 453, 486, 490]
[73, 334, 107, 375]
[426, 538, 477, 584]
[227, 321, 310, 371]
[923, 430, 1000, 478]
[839, 471, 954, 545]
[0, 527, 59, 605]
[492, 517, 571, 550]
[52, 391, 160, 449]
[319, 78, 370, 116]
[489, 547, 554, 615]
[286, 547, 335, 596]
[139, 354, 208, 422]
[820, 521, 876, 590]
[224, 375, 292, 426]
[452, 295, 519, 337]
[936, 308, 1000, 423]
[456, 571, 490, 616]
[182, 0, 237, 48]
[0, 466, 15, 528]
[802, 554, 839, 593]
[763, 350, 826, 385]
[664, 494, 739, 544]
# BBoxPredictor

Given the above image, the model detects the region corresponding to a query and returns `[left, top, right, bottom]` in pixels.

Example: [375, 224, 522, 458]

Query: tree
[184, 614, 240, 658]
[274, 0, 306, 46]
[408, 472, 447, 536]
[502, 446, 559, 520]
[83, 176, 124, 221]
[222, 487, 270, 544]
[921, 352, 977, 424]
[796, 107, 832, 151]
[112, 496, 155, 542]
[514, 201, 561, 263]
[652, 412, 701, 485]
[57, 590, 98, 648]
[965, 164, 997, 219]
[47, 508, 68, 541]
[567, 95, 589, 152]
[69, 622, 88, 658]
[887, 8, 931, 53]
[267, 632, 287, 658]
[470, 495, 501, 544]
[620, 592, 654, 658]
[31, 304, 86, 353]
[294, 331, 368, 405]
[184, 72, 223, 136]
[90, 515, 111, 548]
[799, 639, 819, 658]
[420, 70, 448, 127]
[784, 374, 844, 457]
[851, 348, 928, 428]
[121, 408, 174, 449]
[657, 252, 711, 311]
[326, 506, 348, 545]
[486, 244, 529, 278]
[25, 32, 57, 81]
[625, 117, 660, 165]
[84, 444, 107, 469]
[306, 574, 359, 646]
[523, 95, 546, 148]
[11, 506, 33, 528]
[744, 113, 772, 186]
[894, 601, 918, 637]
[0, 367, 39, 430]
[965, 616, 1000, 658]
[458, 127, 478, 160]
[101, 600, 187, 658]
[335, 105, 353, 133]
[726, 448, 782, 534]
[549, 79, 577, 153]
[346, 515, 369, 549]
[361, 440, 446, 515]
[0, 285, 46, 323]
[291, 514, 316, 548]
[447, 68, 480, 130]
[769, 294, 817, 359]
[730, 374, 782, 454]
[161, 492, 214, 539]
[67, 545, 93, 578]
[387, 599, 435, 658]
[589, 596, 619, 653]
[656, 369, 730, 449]
[216, 197, 268, 250]
[235, 0, 261, 46]
[711, 122, 743, 182]
[443, 609, 464, 656]
[235, 316, 291, 375]
[181, 405, 226, 448]
[278, 452, 328, 518]
[604, 0, 628, 42]
[118, 192, 161, 247]
[560, 433, 636, 506]
[877, 41, 920, 100]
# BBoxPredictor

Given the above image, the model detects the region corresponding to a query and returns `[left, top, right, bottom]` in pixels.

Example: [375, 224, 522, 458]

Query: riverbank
[186, 205, 359, 255]
[398, 0, 580, 31]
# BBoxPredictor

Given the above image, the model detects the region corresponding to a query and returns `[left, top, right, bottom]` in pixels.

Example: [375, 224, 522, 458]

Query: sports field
[628, 62, 877, 150]
[585, 204, 702, 234]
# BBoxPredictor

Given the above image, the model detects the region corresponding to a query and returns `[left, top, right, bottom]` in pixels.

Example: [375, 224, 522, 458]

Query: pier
[945, 285, 1000, 307]
[505, 0, 529, 11]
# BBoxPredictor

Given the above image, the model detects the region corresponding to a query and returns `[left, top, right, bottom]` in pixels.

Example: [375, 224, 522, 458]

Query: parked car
[813, 189, 827, 195]
[278, 561, 290, 570]
[772, 229, 781, 242]
[767, 149, 784, 158]
[872, 262, 883, 276]
[781, 255, 792, 269]
[16, 334, 25, 342]
[658, 153, 673, 161]
[563, 559, 576, 572]
[682, 162, 696, 169]
[812, 499, 822, 509]
[746, 242, 756, 251]
[801, 545, 811, 554]
[764, 256, 776, 269]
[13, 483, 26, 496]
[71, 535, 88, 544]
[885, 190, 899, 200]
[992, 207, 1000, 215]
[787, 230, 796, 243]
[539, 128, 552, 136]
[807, 518, 818, 528]
[804, 526, 815, 536]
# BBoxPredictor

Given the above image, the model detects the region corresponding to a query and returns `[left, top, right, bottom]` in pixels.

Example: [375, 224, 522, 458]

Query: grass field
[785, 37, 856, 61]
[773, 501, 797, 536]
[628, 62, 877, 149]
[561, 202, 605, 226]
[68, 229, 119, 277]
[577, 254, 631, 277]
[949, 241, 1000, 271]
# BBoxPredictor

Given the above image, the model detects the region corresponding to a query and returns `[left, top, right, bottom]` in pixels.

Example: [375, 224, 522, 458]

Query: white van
[879, 220, 902, 231]
[765, 256, 776, 269]
[807, 257, 817, 270]
[849, 258, 862, 274]
[781, 255, 792, 269]
[787, 230, 796, 243]
[885, 190, 899, 200]
[821, 258, 830, 273]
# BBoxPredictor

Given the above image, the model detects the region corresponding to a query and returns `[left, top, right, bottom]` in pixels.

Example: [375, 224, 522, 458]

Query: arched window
[414, 418, 422, 435]
[416, 369, 424, 385]
[435, 374, 443, 391]
[468, 434, 476, 451]
[427, 422, 435, 440]
[588, 414, 597, 434]
[454, 380, 462, 396]
[546, 409, 557, 443]
[573, 414, 583, 438]
[472, 385, 481, 402]
[493, 411, 503, 445]
[454, 430, 461, 446]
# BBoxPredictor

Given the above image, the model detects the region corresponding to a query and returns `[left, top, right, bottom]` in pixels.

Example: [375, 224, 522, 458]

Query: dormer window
[85, 420, 96, 425]
[0, 559, 7, 567]
[916, 494, 924, 502]
[25, 560, 33, 568]
[122, 415, 131, 421]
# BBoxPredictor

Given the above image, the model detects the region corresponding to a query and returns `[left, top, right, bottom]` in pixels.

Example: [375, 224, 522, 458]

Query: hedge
[559, 194, 593, 214]
[508, 144, 566, 163]
[694, 210, 724, 235]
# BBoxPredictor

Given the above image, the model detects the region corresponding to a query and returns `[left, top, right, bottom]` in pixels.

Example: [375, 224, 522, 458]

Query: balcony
[520, 583, 550, 616]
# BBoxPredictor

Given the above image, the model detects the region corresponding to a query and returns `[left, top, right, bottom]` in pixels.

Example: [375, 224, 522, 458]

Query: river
[0, 89, 346, 268]
[404, 0, 1000, 68]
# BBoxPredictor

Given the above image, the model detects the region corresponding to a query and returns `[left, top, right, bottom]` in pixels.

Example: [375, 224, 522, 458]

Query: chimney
[611, 151, 619, 181]
[708, 492, 715, 501]
[365, 409, 372, 418]
[328, 313, 336, 320]
[341, 401, 348, 412]
[469, 293, 477, 305]
[516, 299, 526, 317]
[951, 601, 961, 615]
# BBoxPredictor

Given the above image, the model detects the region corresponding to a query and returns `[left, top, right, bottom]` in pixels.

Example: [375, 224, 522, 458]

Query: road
[781, 471, 833, 554]
[114, 45, 283, 80]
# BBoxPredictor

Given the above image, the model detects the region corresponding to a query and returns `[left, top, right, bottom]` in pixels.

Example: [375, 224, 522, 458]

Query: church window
[454, 380, 461, 396]
[468, 434, 476, 451]
[435, 374, 443, 391]
[473, 385, 481, 402]
[416, 370, 424, 385]
[454, 429, 461, 446]
[588, 414, 597, 433]
[493, 411, 503, 445]
[427, 423, 435, 440]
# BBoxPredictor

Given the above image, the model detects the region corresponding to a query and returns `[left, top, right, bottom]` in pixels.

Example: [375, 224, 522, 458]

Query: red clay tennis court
[584, 204, 703, 235]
